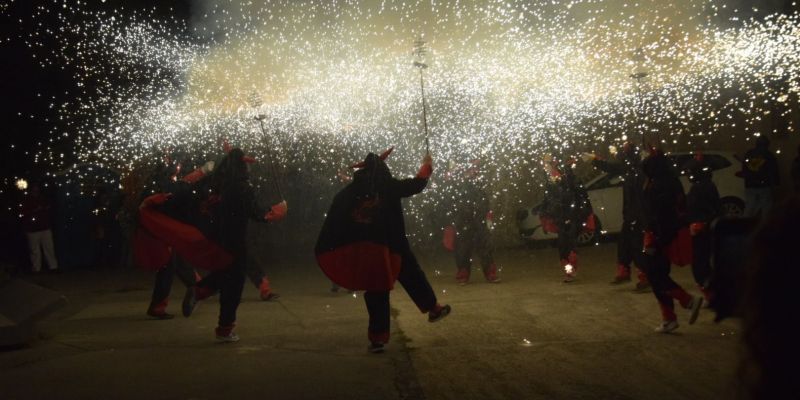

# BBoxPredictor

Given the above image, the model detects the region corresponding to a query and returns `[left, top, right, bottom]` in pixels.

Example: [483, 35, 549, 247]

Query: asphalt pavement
[0, 243, 741, 400]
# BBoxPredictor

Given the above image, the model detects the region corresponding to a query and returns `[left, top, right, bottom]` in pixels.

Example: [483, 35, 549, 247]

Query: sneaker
[146, 309, 174, 320]
[260, 292, 281, 301]
[367, 342, 385, 354]
[611, 265, 631, 284]
[428, 304, 451, 322]
[655, 320, 679, 333]
[182, 287, 198, 317]
[688, 296, 703, 325]
[455, 269, 470, 285]
[484, 264, 501, 283]
[216, 331, 240, 343]
[215, 326, 240, 342]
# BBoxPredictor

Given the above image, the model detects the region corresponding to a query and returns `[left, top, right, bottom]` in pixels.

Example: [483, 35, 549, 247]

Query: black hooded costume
[591, 144, 647, 283]
[315, 149, 440, 344]
[685, 156, 722, 293]
[641, 151, 699, 324]
[539, 161, 594, 279]
[447, 169, 499, 284]
[136, 148, 281, 334]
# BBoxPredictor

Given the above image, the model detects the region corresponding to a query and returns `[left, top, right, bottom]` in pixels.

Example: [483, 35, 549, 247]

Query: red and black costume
[449, 174, 500, 284]
[591, 144, 649, 287]
[685, 154, 722, 301]
[641, 151, 701, 331]
[135, 148, 285, 340]
[139, 160, 201, 319]
[315, 149, 449, 349]
[539, 160, 593, 282]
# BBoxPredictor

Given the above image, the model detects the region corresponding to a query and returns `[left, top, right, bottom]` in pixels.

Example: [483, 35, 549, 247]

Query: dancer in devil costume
[446, 160, 500, 285]
[315, 148, 451, 353]
[684, 153, 722, 304]
[586, 142, 650, 289]
[641, 149, 703, 333]
[180, 148, 287, 341]
[137, 148, 287, 341]
[139, 155, 205, 319]
[539, 156, 594, 283]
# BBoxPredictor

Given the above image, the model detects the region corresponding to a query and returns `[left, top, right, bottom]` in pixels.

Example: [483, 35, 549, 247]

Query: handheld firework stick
[413, 38, 431, 155]
[254, 114, 286, 200]
[630, 68, 650, 150]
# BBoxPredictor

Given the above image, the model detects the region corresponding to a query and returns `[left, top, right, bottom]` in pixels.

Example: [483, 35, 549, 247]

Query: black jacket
[540, 170, 592, 227]
[316, 156, 428, 256]
[592, 155, 644, 223]
[742, 146, 779, 188]
[451, 179, 491, 232]
[687, 178, 721, 224]
[642, 155, 686, 248]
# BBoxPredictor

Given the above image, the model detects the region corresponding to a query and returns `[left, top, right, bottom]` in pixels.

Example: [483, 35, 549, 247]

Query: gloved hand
[202, 160, 215, 173]
[689, 222, 706, 236]
[643, 231, 656, 255]
[580, 152, 596, 163]
[416, 153, 433, 179]
[265, 200, 288, 221]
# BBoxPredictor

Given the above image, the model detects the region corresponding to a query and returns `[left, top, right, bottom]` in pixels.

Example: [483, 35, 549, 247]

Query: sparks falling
[6, 0, 800, 233]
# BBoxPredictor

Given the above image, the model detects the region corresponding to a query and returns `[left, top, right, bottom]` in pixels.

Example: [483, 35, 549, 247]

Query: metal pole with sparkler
[630, 47, 650, 149]
[249, 93, 285, 200]
[630, 70, 649, 149]
[413, 38, 431, 155]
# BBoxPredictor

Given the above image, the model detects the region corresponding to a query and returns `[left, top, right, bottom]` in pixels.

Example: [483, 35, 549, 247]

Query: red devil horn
[222, 139, 232, 154]
[379, 147, 394, 161]
[350, 161, 367, 169]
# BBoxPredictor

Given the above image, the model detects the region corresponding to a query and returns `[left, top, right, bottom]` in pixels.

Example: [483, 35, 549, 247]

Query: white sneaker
[654, 320, 679, 333]
[216, 332, 240, 343]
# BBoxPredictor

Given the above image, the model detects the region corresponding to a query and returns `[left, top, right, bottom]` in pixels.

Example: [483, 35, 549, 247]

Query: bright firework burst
[7, 0, 800, 239]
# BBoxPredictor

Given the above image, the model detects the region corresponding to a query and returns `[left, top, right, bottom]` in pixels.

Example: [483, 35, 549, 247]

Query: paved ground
[0, 243, 741, 399]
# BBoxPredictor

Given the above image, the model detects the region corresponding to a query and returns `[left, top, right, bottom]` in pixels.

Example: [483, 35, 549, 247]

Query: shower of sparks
[6, 0, 800, 237]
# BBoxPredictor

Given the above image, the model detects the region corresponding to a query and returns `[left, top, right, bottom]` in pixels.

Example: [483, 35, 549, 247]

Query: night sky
[0, 0, 193, 181]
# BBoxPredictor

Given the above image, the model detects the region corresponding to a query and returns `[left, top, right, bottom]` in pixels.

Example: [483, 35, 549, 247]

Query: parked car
[517, 151, 745, 246]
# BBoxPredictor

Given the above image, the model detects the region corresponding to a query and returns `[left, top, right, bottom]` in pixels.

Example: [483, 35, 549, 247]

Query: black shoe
[146, 310, 175, 320]
[260, 292, 281, 301]
[182, 287, 197, 317]
[367, 342, 385, 353]
[688, 296, 703, 325]
[428, 304, 451, 322]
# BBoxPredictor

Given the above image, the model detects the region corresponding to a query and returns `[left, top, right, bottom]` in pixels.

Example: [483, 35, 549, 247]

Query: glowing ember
[564, 264, 575, 275]
[15, 179, 28, 191]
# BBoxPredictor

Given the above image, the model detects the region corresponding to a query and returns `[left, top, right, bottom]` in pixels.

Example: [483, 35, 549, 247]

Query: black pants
[197, 251, 247, 327]
[364, 250, 437, 341]
[618, 220, 644, 269]
[691, 230, 712, 288]
[246, 252, 266, 288]
[150, 255, 196, 306]
[642, 250, 691, 319]
[454, 224, 494, 272]
[557, 221, 579, 260]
